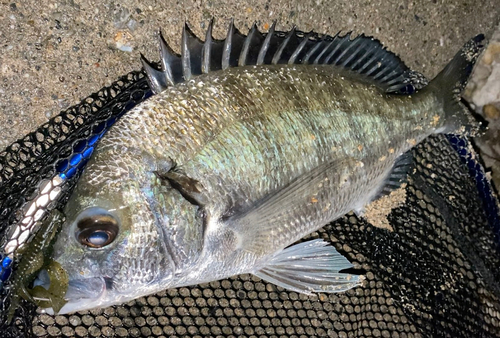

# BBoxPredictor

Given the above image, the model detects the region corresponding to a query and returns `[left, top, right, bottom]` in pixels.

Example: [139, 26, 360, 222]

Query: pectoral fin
[253, 239, 363, 294]
[228, 157, 357, 224]
[226, 157, 359, 253]
[155, 170, 209, 207]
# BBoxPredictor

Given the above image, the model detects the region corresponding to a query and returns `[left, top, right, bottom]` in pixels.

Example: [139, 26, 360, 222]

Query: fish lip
[65, 276, 107, 300]
[34, 271, 108, 315]
[55, 278, 107, 315]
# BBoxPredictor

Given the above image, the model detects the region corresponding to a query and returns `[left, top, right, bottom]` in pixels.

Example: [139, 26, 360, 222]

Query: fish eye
[75, 208, 119, 249]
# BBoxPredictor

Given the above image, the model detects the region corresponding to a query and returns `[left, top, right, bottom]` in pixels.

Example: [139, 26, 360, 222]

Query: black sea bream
[33, 22, 484, 314]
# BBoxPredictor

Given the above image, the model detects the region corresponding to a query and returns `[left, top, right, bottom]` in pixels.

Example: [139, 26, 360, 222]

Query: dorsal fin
[142, 20, 428, 95]
[182, 24, 205, 80]
[272, 26, 295, 64]
[239, 23, 264, 66]
[201, 19, 214, 74]
[223, 20, 247, 69]
[288, 31, 313, 64]
[256, 21, 276, 65]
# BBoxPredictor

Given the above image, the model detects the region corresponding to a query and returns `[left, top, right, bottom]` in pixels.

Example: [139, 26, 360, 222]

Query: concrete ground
[0, 0, 499, 153]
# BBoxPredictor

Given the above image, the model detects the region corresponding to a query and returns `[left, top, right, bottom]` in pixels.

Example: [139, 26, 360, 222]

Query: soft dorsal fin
[141, 20, 428, 95]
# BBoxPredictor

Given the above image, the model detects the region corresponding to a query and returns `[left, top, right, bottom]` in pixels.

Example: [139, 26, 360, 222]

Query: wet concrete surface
[0, 0, 499, 169]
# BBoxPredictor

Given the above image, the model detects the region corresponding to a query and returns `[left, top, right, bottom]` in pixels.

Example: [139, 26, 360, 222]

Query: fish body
[33, 23, 484, 314]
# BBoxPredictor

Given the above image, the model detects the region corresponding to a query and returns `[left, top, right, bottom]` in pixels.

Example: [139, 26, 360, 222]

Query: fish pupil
[87, 231, 110, 246]
[75, 209, 119, 249]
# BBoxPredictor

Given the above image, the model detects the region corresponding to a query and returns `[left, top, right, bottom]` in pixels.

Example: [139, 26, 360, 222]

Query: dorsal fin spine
[302, 39, 325, 64]
[288, 31, 313, 64]
[181, 24, 192, 81]
[257, 21, 276, 65]
[202, 19, 214, 74]
[273, 26, 296, 65]
[140, 54, 167, 94]
[239, 23, 257, 66]
[222, 20, 234, 70]
[158, 32, 177, 86]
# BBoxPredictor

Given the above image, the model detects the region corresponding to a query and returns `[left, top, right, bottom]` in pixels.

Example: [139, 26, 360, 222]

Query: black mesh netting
[1, 68, 500, 338]
[0, 70, 151, 337]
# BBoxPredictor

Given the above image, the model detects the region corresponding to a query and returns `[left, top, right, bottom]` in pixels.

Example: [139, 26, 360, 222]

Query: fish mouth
[33, 269, 109, 315]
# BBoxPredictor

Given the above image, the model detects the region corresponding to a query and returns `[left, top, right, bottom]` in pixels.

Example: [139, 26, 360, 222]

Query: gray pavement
[0, 0, 499, 150]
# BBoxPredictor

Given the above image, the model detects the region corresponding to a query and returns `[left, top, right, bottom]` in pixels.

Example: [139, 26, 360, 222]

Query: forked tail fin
[428, 34, 485, 135]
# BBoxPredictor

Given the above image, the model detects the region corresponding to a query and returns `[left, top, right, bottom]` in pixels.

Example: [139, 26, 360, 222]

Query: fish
[31, 21, 484, 314]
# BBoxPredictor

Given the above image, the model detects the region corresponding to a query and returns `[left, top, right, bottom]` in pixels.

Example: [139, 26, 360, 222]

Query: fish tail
[428, 34, 485, 136]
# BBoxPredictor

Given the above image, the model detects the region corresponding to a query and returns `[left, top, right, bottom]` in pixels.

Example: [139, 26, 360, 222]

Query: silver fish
[33, 22, 483, 314]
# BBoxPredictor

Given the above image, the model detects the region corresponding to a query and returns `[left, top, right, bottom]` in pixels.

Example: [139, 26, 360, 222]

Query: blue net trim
[447, 135, 500, 250]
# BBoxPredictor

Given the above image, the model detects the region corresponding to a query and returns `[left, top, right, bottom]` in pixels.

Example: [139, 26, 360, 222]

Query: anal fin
[377, 150, 413, 198]
[253, 239, 363, 294]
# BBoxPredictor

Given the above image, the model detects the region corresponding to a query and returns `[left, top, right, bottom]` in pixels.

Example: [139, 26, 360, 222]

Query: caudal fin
[429, 34, 485, 135]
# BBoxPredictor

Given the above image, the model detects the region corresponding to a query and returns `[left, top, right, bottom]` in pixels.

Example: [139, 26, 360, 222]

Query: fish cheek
[50, 217, 85, 265]
[99, 228, 132, 275]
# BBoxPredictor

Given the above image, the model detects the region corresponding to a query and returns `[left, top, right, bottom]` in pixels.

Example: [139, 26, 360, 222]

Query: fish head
[35, 147, 205, 314]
